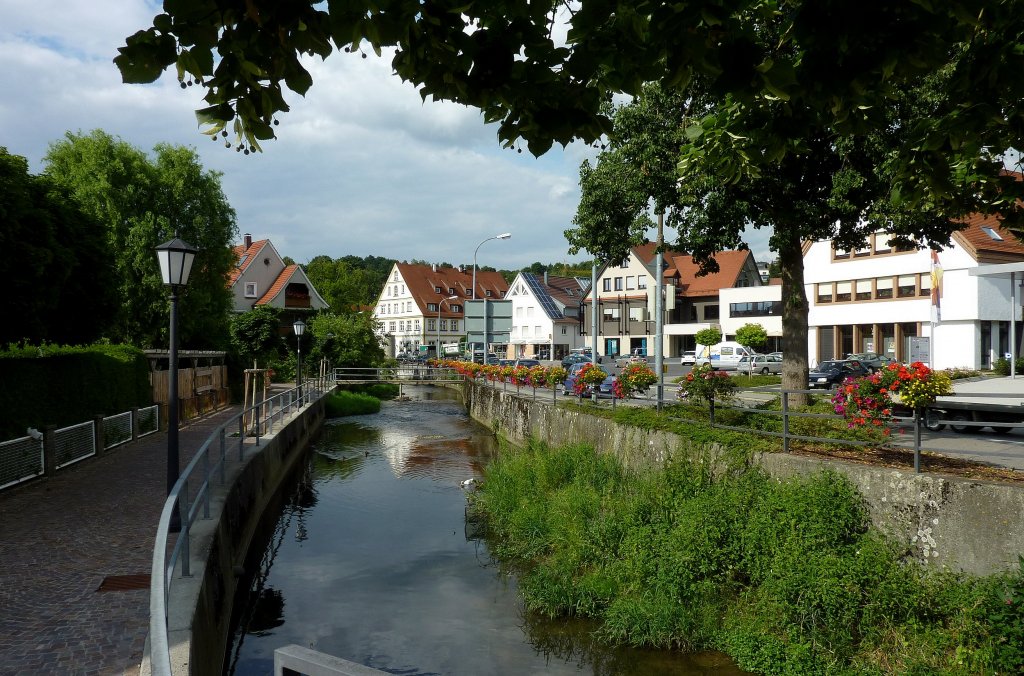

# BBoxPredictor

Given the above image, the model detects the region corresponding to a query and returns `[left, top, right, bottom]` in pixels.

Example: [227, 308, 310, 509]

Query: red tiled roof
[397, 263, 510, 317]
[665, 250, 755, 296]
[228, 239, 270, 286]
[255, 264, 298, 305]
[953, 214, 1024, 262]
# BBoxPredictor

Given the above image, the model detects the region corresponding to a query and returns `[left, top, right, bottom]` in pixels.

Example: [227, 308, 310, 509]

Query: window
[620, 259, 629, 268]
[393, 271, 399, 281]
[603, 307, 621, 320]
[876, 277, 894, 299]
[427, 319, 435, 331]
[835, 281, 852, 302]
[485, 290, 493, 297]
[451, 320, 458, 331]
[603, 278, 612, 292]
[399, 321, 405, 331]
[427, 303, 438, 312]
[393, 285, 398, 296]
[440, 319, 447, 330]
[414, 320, 421, 331]
[874, 232, 892, 254]
[435, 286, 442, 293]
[614, 277, 623, 291]
[629, 307, 645, 322]
[451, 304, 461, 313]
[401, 284, 405, 294]
[521, 325, 529, 336]
[389, 321, 396, 332]
[244, 282, 257, 298]
[516, 306, 523, 318]
[897, 275, 916, 298]
[561, 326, 567, 335]
[816, 283, 833, 303]
[855, 279, 873, 301]
[854, 242, 872, 258]
[919, 274, 931, 297]
[381, 305, 387, 315]
[626, 276, 635, 290]
[535, 325, 542, 336]
[704, 305, 719, 320]
[637, 276, 647, 290]
[527, 306, 535, 317]
[981, 226, 1004, 241]
[833, 247, 850, 260]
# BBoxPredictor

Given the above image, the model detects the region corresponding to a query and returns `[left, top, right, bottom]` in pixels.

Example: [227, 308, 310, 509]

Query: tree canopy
[44, 130, 237, 348]
[117, 1, 1024, 229]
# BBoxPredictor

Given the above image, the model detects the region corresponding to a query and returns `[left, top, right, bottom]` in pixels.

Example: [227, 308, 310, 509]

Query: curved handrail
[149, 375, 335, 676]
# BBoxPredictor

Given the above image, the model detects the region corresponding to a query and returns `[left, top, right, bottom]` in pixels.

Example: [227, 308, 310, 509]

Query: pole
[472, 256, 478, 360]
[296, 335, 303, 401]
[591, 262, 599, 362]
[437, 305, 442, 360]
[655, 212, 665, 410]
[167, 289, 181, 532]
[1011, 272, 1017, 379]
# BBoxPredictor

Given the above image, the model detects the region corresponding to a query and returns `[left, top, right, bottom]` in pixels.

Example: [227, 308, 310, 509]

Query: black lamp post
[155, 236, 197, 529]
[293, 319, 306, 400]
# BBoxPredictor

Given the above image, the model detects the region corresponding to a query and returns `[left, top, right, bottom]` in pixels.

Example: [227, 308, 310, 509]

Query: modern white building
[505, 272, 590, 360]
[804, 216, 1024, 369]
[719, 281, 783, 351]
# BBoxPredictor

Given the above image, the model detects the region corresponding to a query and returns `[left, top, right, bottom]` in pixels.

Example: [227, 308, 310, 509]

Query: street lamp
[155, 236, 197, 530]
[471, 232, 511, 359]
[437, 295, 458, 360]
[293, 319, 306, 401]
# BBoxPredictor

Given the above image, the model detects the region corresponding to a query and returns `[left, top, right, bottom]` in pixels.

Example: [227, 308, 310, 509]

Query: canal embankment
[463, 380, 1024, 576]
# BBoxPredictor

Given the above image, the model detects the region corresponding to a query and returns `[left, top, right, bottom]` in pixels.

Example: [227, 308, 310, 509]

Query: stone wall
[464, 381, 1024, 576]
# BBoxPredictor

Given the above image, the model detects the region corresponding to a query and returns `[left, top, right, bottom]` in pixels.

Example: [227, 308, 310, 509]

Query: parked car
[562, 361, 598, 395]
[615, 349, 647, 368]
[845, 352, 894, 373]
[736, 354, 783, 375]
[680, 350, 697, 365]
[514, 358, 541, 368]
[568, 347, 602, 364]
[561, 353, 592, 368]
[808, 360, 871, 389]
[767, 352, 783, 360]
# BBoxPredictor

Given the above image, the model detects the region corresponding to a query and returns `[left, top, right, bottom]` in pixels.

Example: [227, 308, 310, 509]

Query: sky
[0, 0, 772, 271]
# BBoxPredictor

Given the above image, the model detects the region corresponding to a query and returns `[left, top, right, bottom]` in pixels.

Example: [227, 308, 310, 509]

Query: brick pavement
[0, 406, 241, 676]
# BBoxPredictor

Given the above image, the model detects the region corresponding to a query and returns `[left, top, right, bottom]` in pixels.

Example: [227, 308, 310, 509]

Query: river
[224, 386, 746, 675]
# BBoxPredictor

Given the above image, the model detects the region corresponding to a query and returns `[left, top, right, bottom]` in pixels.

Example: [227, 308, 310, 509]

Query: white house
[505, 272, 590, 360]
[804, 216, 1024, 369]
[228, 234, 329, 314]
[373, 262, 509, 357]
[719, 280, 783, 352]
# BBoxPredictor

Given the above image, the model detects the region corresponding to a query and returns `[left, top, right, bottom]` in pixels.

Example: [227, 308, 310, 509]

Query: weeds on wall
[470, 440, 1024, 675]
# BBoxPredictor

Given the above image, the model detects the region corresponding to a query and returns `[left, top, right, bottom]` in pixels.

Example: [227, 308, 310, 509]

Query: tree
[229, 306, 283, 367]
[306, 255, 391, 314]
[309, 312, 387, 369]
[116, 1, 1024, 235]
[694, 327, 722, 347]
[735, 323, 768, 353]
[0, 148, 117, 345]
[43, 130, 237, 348]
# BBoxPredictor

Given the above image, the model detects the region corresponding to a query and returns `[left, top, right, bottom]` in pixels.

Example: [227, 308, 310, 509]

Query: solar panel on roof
[523, 273, 563, 320]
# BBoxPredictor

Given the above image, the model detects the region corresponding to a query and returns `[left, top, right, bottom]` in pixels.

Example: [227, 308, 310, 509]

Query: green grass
[471, 440, 1024, 675]
[324, 390, 381, 417]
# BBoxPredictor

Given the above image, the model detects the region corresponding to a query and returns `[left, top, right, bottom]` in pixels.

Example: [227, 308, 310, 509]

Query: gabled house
[804, 217, 1024, 369]
[506, 272, 591, 360]
[374, 262, 509, 357]
[228, 234, 329, 314]
[581, 244, 762, 359]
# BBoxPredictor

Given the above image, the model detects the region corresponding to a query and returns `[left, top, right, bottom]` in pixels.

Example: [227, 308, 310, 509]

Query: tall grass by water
[471, 440, 1024, 675]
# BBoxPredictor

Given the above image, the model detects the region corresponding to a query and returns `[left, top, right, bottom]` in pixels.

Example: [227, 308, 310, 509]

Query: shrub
[324, 390, 381, 417]
[993, 357, 1024, 376]
[677, 363, 736, 404]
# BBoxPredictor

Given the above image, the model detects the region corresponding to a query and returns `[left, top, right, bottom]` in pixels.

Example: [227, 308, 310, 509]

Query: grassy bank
[470, 440, 1023, 675]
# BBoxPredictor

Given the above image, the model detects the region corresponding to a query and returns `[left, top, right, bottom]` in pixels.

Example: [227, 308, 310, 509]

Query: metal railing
[0, 435, 43, 491]
[149, 373, 336, 676]
[53, 421, 95, 469]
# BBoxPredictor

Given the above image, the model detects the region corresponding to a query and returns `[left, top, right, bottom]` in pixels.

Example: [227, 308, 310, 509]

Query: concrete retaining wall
[464, 381, 1024, 576]
[161, 400, 325, 676]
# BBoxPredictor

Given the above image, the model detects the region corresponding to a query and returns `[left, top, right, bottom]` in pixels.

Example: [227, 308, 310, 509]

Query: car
[514, 358, 541, 368]
[561, 353, 592, 368]
[568, 347, 603, 364]
[845, 352, 894, 373]
[680, 350, 697, 365]
[767, 352, 783, 360]
[736, 354, 783, 375]
[562, 361, 598, 395]
[497, 359, 515, 367]
[615, 349, 647, 368]
[808, 359, 871, 389]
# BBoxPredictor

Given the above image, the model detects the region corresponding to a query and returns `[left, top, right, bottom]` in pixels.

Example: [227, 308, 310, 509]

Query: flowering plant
[677, 363, 736, 403]
[616, 363, 657, 399]
[526, 365, 548, 388]
[572, 363, 608, 396]
[832, 361, 952, 432]
[510, 365, 531, 386]
[546, 366, 568, 388]
[499, 365, 516, 382]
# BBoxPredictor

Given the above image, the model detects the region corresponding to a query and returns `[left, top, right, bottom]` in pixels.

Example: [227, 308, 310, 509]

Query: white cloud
[0, 1, 768, 271]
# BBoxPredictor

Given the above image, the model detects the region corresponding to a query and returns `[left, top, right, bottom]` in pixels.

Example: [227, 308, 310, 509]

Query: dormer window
[485, 290, 493, 297]
[448, 287, 455, 295]
[435, 286, 442, 293]
[244, 282, 257, 298]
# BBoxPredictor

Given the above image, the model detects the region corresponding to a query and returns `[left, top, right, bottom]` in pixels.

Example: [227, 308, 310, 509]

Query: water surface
[225, 386, 746, 675]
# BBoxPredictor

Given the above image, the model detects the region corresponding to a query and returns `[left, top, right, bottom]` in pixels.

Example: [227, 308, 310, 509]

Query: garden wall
[463, 381, 1024, 576]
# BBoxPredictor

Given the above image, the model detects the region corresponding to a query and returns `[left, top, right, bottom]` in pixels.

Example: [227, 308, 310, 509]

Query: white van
[693, 341, 753, 371]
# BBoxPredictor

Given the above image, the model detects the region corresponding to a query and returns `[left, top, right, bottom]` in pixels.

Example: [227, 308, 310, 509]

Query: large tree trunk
[779, 227, 809, 408]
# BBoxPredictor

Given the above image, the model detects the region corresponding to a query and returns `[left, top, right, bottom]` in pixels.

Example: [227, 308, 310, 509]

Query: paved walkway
[0, 406, 241, 676]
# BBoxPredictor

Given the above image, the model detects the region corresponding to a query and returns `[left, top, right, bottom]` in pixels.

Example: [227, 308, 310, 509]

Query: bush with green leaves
[472, 440, 1024, 675]
[993, 357, 1024, 376]
[324, 390, 381, 417]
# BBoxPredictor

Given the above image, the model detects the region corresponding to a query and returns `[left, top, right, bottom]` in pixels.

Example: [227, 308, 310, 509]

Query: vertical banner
[930, 250, 943, 322]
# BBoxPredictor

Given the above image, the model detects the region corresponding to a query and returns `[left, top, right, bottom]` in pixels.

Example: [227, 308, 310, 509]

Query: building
[719, 278, 783, 352]
[581, 245, 763, 359]
[228, 234, 329, 315]
[505, 272, 591, 360]
[804, 217, 1024, 369]
[374, 262, 509, 357]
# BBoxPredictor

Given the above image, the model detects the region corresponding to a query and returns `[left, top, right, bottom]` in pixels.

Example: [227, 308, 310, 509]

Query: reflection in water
[224, 385, 746, 676]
